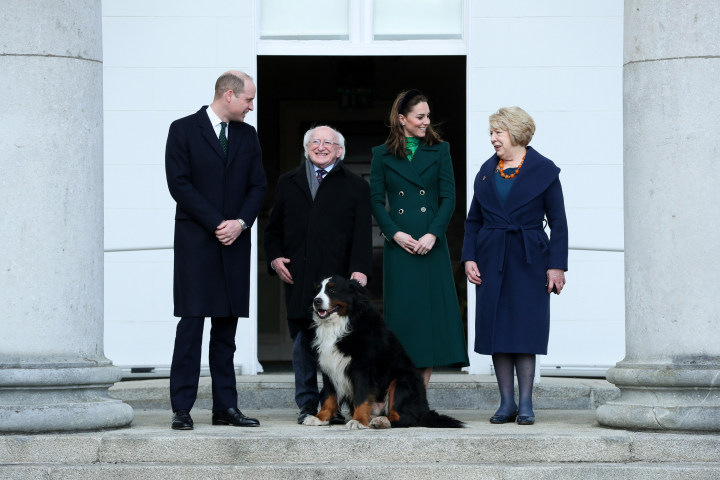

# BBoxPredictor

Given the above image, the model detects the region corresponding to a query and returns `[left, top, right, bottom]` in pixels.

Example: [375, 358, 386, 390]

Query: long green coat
[370, 141, 469, 368]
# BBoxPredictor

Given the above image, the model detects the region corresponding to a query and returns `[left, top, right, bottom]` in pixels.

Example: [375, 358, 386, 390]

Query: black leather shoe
[297, 400, 317, 424]
[212, 407, 260, 427]
[172, 409, 194, 430]
[489, 410, 518, 424]
[517, 415, 535, 425]
[329, 410, 346, 425]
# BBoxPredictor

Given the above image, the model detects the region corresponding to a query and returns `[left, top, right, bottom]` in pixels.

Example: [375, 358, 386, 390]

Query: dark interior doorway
[256, 56, 467, 370]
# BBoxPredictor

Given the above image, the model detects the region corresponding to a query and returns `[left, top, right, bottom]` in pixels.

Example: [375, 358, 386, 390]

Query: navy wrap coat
[461, 147, 568, 355]
[165, 106, 267, 318]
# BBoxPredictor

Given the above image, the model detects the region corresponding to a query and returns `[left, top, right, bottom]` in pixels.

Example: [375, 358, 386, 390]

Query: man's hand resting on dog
[272, 257, 293, 284]
[350, 272, 367, 287]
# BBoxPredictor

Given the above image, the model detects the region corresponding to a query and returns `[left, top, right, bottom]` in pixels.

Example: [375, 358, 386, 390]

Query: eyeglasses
[309, 139, 340, 148]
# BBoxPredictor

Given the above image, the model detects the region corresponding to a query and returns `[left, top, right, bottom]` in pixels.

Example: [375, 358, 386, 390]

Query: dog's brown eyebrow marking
[327, 283, 334, 288]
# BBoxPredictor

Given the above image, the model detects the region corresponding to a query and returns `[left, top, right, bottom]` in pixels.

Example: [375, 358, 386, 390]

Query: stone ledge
[2, 410, 718, 467]
[1, 463, 719, 480]
[109, 375, 620, 410]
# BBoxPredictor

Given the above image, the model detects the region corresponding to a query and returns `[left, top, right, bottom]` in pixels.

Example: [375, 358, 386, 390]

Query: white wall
[102, 0, 626, 376]
[467, 0, 625, 373]
[102, 0, 259, 375]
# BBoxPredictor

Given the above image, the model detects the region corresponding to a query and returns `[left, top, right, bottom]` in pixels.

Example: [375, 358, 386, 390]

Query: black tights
[492, 353, 535, 417]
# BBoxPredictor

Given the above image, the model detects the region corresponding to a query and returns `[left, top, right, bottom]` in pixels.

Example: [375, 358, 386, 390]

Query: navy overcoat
[461, 147, 568, 355]
[165, 106, 267, 318]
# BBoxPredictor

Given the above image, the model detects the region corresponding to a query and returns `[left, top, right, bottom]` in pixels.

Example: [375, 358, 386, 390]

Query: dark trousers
[291, 327, 321, 409]
[170, 316, 238, 413]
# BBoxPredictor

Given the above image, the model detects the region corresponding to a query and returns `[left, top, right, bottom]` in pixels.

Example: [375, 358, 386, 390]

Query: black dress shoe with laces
[329, 410, 346, 425]
[297, 400, 317, 424]
[212, 407, 260, 427]
[171, 409, 194, 430]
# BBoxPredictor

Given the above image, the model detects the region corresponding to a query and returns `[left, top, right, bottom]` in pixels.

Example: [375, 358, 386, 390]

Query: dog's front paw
[370, 416, 391, 429]
[345, 419, 368, 430]
[303, 415, 329, 426]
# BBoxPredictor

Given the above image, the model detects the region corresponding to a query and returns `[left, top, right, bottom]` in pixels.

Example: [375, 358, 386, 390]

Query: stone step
[3, 462, 720, 480]
[2, 411, 718, 469]
[109, 374, 620, 410]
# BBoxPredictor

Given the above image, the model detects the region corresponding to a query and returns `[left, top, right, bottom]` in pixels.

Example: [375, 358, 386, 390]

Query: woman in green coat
[370, 90, 469, 388]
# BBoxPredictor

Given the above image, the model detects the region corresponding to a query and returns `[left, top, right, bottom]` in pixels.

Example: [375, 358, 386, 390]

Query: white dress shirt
[206, 106, 228, 141]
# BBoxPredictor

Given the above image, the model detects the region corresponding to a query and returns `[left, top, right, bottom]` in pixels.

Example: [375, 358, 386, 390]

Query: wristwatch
[236, 219, 248, 231]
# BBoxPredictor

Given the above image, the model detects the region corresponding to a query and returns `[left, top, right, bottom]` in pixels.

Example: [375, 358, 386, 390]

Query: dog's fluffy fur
[303, 275, 464, 429]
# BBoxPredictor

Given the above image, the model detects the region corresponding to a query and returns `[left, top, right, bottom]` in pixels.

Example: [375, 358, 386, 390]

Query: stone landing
[2, 410, 719, 479]
[109, 374, 620, 411]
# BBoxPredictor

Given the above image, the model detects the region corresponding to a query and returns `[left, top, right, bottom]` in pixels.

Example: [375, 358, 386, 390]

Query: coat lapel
[383, 150, 425, 189]
[196, 107, 226, 164]
[291, 165, 313, 204]
[411, 144, 439, 177]
[503, 147, 561, 215]
[226, 121, 244, 168]
[477, 156, 511, 222]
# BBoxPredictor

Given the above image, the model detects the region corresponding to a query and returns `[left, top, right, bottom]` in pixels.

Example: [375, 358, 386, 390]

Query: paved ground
[3, 409, 719, 480]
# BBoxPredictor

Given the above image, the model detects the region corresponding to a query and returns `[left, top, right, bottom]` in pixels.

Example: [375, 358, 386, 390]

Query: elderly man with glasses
[263, 125, 373, 424]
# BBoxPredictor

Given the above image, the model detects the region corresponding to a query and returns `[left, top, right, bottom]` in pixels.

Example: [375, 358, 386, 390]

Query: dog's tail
[419, 410, 465, 428]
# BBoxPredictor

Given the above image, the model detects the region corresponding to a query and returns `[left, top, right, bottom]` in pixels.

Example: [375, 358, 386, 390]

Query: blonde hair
[489, 107, 536, 146]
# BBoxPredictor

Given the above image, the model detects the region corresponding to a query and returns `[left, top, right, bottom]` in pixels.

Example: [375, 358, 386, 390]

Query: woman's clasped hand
[393, 232, 436, 255]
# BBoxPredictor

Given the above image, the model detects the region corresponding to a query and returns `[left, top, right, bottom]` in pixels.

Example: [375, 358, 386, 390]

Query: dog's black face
[312, 275, 365, 322]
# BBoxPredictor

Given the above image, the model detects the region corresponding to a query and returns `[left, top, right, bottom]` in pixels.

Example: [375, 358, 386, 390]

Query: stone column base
[0, 365, 134, 433]
[596, 364, 720, 431]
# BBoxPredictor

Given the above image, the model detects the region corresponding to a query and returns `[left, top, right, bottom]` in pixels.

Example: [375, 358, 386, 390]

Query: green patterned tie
[219, 122, 228, 157]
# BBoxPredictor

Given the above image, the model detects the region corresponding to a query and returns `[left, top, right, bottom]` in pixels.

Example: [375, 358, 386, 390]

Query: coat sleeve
[369, 151, 398, 247]
[543, 176, 569, 271]
[165, 121, 225, 233]
[461, 175, 484, 264]
[427, 142, 456, 241]
[262, 177, 286, 276]
[234, 131, 267, 227]
[348, 179, 374, 280]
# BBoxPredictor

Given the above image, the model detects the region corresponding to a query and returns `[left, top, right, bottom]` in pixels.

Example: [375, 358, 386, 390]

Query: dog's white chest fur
[313, 316, 353, 402]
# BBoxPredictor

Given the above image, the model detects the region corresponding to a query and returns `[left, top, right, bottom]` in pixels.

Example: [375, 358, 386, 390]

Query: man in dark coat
[263, 125, 373, 424]
[165, 71, 267, 430]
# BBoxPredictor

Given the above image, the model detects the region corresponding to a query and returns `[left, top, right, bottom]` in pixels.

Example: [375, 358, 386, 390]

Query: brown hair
[385, 90, 443, 158]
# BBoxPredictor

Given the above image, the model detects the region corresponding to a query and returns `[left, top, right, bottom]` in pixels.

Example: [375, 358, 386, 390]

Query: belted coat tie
[461, 147, 568, 355]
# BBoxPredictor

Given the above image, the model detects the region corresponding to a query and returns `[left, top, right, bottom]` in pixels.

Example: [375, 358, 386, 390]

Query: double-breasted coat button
[421, 207, 426, 212]
[398, 209, 404, 214]
[399, 191, 404, 196]
[420, 190, 425, 195]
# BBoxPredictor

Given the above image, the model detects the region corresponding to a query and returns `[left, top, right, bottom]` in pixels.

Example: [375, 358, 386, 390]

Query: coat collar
[478, 147, 561, 220]
[382, 142, 439, 188]
[226, 120, 244, 167]
[196, 106, 226, 164]
[291, 160, 348, 203]
[195, 106, 245, 167]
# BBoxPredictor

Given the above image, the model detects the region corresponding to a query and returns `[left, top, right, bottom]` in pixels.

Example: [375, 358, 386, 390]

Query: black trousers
[170, 316, 238, 413]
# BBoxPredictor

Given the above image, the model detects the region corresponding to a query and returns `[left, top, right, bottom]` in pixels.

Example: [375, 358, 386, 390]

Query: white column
[596, 0, 720, 431]
[0, 0, 133, 431]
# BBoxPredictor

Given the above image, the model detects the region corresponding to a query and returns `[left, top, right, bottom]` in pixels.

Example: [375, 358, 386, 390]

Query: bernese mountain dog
[302, 275, 464, 429]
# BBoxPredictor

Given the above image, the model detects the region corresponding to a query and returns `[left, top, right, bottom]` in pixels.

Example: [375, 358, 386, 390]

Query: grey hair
[303, 125, 346, 161]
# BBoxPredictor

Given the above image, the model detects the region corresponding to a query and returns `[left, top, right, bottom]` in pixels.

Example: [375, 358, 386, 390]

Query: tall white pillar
[0, 0, 133, 431]
[596, 0, 720, 431]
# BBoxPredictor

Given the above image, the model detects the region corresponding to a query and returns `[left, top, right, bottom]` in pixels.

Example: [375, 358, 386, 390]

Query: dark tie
[219, 122, 228, 157]
[316, 169, 327, 183]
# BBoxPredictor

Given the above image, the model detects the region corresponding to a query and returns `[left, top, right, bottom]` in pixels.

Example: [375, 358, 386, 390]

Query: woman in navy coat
[461, 107, 568, 425]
